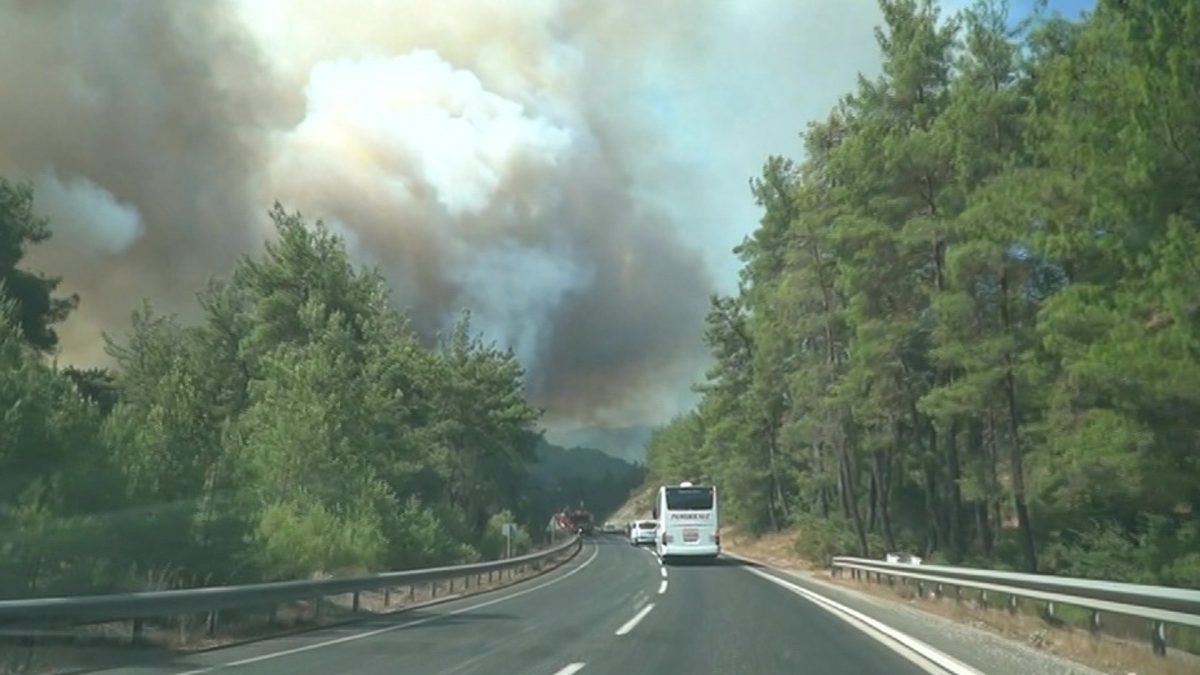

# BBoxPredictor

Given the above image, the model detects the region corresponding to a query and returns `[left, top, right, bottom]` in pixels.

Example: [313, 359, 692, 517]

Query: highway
[90, 535, 936, 675]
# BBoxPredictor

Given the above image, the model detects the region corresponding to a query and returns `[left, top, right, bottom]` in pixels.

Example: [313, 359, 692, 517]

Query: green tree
[0, 179, 77, 351]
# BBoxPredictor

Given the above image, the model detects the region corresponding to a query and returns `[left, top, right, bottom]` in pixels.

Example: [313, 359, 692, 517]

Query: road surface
[88, 535, 936, 675]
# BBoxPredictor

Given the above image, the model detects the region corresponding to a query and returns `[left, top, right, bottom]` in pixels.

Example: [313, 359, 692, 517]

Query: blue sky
[945, 0, 1095, 20]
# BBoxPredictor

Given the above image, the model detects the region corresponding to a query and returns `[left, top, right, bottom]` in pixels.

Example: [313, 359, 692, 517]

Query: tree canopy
[646, 0, 1200, 585]
[0, 202, 637, 598]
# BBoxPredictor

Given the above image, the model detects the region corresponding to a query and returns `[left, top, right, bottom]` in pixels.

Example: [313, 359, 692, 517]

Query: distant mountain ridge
[544, 425, 654, 463]
[521, 438, 644, 527]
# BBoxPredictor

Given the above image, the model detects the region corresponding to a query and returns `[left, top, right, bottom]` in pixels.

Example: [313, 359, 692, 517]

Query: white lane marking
[552, 663, 587, 675]
[658, 580, 667, 595]
[614, 602, 655, 636]
[632, 590, 648, 609]
[742, 566, 981, 675]
[172, 546, 601, 675]
[660, 567, 667, 579]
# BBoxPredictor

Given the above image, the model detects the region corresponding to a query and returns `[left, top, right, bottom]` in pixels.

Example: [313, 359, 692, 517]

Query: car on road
[629, 519, 657, 546]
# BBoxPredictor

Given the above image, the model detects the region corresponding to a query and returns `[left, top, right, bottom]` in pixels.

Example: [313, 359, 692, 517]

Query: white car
[629, 520, 658, 546]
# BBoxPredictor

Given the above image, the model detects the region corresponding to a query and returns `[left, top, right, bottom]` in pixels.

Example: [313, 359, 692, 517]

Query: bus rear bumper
[658, 543, 721, 558]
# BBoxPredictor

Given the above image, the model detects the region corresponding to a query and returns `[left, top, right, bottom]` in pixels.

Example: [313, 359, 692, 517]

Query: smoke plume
[0, 0, 885, 429]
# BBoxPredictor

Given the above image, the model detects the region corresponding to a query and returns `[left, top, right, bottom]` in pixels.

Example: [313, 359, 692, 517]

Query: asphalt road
[88, 535, 934, 675]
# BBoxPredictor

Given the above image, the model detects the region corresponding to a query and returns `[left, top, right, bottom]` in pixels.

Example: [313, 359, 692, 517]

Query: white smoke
[278, 52, 574, 219]
[31, 171, 144, 255]
[0, 0, 890, 428]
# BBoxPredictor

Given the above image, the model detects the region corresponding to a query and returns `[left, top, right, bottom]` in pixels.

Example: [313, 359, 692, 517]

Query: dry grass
[609, 484, 658, 524]
[724, 532, 1200, 675]
[826, 575, 1200, 675]
[724, 525, 815, 572]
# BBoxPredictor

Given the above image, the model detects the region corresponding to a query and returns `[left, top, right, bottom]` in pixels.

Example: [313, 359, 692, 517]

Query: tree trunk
[875, 449, 897, 551]
[867, 469, 878, 532]
[945, 418, 964, 562]
[765, 482, 780, 532]
[999, 271, 1038, 572]
[839, 430, 869, 556]
[968, 419, 994, 558]
[985, 412, 1003, 536]
[815, 444, 831, 518]
[922, 463, 941, 555]
[975, 501, 993, 558]
[838, 449, 853, 521]
[765, 430, 787, 530]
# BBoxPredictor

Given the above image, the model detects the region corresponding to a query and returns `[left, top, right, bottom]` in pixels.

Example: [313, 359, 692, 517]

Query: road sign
[502, 522, 517, 558]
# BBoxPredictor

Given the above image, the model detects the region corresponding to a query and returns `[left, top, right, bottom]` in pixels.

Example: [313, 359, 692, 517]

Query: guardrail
[0, 535, 581, 644]
[831, 556, 1200, 657]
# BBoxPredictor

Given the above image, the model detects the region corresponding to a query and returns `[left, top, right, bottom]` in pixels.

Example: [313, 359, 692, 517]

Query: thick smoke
[0, 0, 885, 429]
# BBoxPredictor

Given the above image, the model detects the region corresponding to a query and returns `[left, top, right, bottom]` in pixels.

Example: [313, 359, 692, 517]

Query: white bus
[653, 481, 719, 561]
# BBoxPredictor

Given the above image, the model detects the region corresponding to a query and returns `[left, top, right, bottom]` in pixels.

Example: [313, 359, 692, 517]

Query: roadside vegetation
[645, 0, 1200, 586]
[0, 189, 636, 599]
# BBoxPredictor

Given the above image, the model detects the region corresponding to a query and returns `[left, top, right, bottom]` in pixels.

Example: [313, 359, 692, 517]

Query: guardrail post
[916, 581, 924, 598]
[207, 609, 219, 637]
[409, 585, 415, 602]
[352, 591, 360, 612]
[431, 581, 437, 598]
[954, 586, 962, 603]
[384, 587, 391, 607]
[979, 590, 988, 609]
[1008, 594, 1018, 614]
[449, 577, 455, 593]
[130, 618, 144, 645]
[935, 583, 943, 598]
[1089, 610, 1101, 635]
[314, 598, 322, 622]
[1045, 601, 1056, 621]
[1151, 621, 1167, 656]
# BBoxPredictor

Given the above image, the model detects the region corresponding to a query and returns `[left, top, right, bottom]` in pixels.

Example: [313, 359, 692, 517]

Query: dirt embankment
[608, 483, 658, 524]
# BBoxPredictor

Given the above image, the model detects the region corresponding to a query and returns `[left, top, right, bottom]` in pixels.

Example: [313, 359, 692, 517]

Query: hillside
[544, 425, 654, 463]
[608, 483, 659, 525]
[520, 439, 644, 528]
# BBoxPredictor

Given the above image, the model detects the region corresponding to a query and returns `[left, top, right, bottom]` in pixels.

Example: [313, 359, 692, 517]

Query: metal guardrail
[0, 535, 581, 641]
[831, 556, 1200, 656]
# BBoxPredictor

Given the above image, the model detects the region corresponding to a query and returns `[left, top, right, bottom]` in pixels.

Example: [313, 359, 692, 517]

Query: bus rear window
[666, 486, 713, 510]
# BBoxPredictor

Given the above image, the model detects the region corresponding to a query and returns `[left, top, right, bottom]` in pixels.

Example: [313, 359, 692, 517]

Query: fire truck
[553, 505, 594, 536]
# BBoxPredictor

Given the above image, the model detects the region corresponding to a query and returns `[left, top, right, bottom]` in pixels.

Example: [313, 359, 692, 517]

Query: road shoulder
[725, 551, 1104, 675]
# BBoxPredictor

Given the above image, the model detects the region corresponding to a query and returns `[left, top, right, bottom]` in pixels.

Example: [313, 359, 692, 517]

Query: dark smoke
[0, 0, 886, 428]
